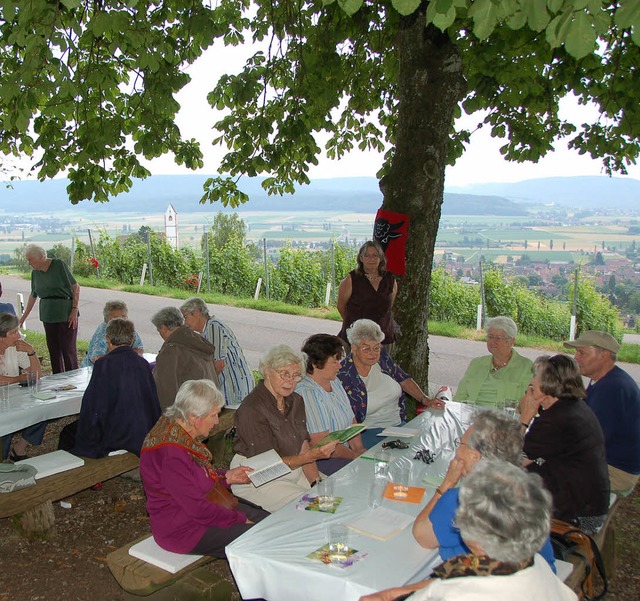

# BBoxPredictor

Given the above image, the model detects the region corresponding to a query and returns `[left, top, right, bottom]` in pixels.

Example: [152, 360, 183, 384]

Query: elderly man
[564, 330, 640, 496]
[58, 318, 161, 457]
[180, 297, 255, 405]
[151, 306, 219, 410]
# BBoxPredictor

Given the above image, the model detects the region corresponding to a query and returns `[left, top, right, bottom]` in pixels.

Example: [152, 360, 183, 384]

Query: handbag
[205, 481, 239, 511]
[550, 518, 607, 601]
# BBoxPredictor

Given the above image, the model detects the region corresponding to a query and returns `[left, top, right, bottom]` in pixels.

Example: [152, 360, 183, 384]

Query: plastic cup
[368, 477, 387, 509]
[374, 449, 390, 479]
[504, 399, 519, 418]
[27, 371, 39, 397]
[392, 465, 410, 499]
[316, 479, 334, 511]
[327, 524, 349, 564]
[0, 382, 9, 404]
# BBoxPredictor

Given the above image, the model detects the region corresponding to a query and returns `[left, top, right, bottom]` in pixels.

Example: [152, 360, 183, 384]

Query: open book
[312, 424, 366, 448]
[242, 449, 291, 487]
[346, 506, 414, 541]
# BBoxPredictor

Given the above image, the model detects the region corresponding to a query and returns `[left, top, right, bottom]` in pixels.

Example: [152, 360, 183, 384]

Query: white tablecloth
[0, 368, 91, 437]
[226, 404, 471, 601]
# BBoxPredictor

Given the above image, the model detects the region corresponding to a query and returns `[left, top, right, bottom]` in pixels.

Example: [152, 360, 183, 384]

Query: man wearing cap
[564, 330, 640, 496]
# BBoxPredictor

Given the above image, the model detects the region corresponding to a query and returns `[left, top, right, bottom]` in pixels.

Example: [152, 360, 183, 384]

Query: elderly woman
[296, 334, 366, 475]
[520, 354, 610, 533]
[363, 461, 576, 601]
[454, 316, 533, 408]
[412, 410, 555, 570]
[0, 312, 44, 461]
[18, 244, 80, 373]
[81, 300, 144, 367]
[337, 240, 399, 346]
[140, 379, 268, 557]
[180, 297, 254, 404]
[230, 345, 338, 512]
[337, 319, 444, 448]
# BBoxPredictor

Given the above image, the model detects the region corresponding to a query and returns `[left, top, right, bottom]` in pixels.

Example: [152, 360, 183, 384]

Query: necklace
[490, 357, 510, 373]
[365, 273, 381, 282]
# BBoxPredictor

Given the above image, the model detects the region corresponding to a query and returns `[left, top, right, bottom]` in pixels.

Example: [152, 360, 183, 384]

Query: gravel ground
[1, 417, 638, 601]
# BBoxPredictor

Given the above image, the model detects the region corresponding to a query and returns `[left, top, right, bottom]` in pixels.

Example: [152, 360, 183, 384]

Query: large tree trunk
[380, 14, 466, 385]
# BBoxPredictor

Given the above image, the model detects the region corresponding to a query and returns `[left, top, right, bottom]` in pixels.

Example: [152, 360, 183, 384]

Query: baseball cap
[563, 330, 620, 353]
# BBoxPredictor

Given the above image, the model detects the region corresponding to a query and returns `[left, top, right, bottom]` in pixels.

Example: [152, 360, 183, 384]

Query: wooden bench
[106, 535, 233, 600]
[0, 451, 139, 537]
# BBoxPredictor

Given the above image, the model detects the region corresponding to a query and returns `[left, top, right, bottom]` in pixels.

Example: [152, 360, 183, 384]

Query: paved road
[3, 274, 639, 389]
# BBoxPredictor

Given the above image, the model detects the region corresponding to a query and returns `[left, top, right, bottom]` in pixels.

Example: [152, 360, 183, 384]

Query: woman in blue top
[412, 410, 556, 572]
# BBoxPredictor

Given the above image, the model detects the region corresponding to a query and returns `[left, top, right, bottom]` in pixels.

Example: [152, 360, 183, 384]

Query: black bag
[550, 518, 607, 601]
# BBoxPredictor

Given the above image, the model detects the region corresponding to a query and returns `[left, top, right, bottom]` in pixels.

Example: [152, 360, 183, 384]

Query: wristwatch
[27, 351, 36, 357]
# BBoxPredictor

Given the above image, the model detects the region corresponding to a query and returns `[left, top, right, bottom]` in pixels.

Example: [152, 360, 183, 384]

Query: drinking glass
[392, 465, 410, 499]
[504, 399, 519, 418]
[374, 449, 390, 479]
[27, 371, 39, 397]
[327, 524, 349, 564]
[0, 382, 9, 405]
[316, 479, 334, 511]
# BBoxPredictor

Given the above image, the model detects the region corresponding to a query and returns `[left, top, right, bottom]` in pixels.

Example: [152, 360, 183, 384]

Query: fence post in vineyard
[263, 238, 270, 300]
[570, 267, 579, 340]
[331, 241, 336, 305]
[478, 260, 486, 328]
[146, 232, 154, 286]
[204, 227, 211, 293]
[70, 237, 75, 272]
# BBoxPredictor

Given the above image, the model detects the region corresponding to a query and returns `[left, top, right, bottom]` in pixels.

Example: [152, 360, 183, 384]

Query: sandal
[8, 449, 28, 462]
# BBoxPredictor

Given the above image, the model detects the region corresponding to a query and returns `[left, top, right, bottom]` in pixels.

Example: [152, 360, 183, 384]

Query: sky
[142, 40, 640, 189]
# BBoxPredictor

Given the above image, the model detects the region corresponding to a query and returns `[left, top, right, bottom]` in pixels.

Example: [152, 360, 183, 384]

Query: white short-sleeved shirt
[0, 346, 30, 377]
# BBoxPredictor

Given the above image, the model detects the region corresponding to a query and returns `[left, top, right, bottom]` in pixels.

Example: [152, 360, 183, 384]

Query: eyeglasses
[487, 335, 509, 342]
[275, 370, 303, 382]
[360, 344, 382, 354]
[454, 439, 468, 448]
[363, 253, 380, 260]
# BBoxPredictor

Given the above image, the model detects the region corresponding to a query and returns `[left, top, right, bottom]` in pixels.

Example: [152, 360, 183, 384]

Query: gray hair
[180, 297, 210, 319]
[456, 459, 552, 562]
[105, 317, 135, 347]
[259, 344, 304, 377]
[0, 312, 19, 337]
[24, 244, 47, 259]
[103, 300, 128, 322]
[485, 316, 517, 340]
[151, 306, 184, 330]
[346, 318, 384, 346]
[164, 379, 224, 421]
[468, 410, 524, 465]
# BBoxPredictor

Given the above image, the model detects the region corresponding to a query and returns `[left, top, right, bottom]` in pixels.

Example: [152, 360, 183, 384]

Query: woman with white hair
[361, 461, 576, 601]
[412, 410, 555, 571]
[337, 319, 444, 448]
[18, 244, 80, 373]
[140, 379, 268, 557]
[81, 300, 144, 367]
[454, 316, 533, 408]
[230, 345, 338, 512]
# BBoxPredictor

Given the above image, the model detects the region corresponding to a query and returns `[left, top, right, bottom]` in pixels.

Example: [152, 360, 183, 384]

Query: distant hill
[1, 174, 634, 215]
[448, 175, 640, 209]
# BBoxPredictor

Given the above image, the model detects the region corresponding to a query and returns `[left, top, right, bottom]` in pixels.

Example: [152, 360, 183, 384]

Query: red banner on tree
[373, 209, 409, 275]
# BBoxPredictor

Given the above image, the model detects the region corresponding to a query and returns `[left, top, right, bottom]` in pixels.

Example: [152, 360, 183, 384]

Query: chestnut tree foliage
[1, 0, 639, 379]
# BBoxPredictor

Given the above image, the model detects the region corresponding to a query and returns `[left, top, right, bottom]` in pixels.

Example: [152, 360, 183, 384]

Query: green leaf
[392, 0, 421, 16]
[547, 0, 564, 12]
[468, 0, 499, 39]
[337, 0, 364, 16]
[60, 0, 81, 8]
[565, 11, 597, 58]
[615, 0, 640, 30]
[506, 9, 527, 30]
[525, 0, 550, 31]
[426, 0, 458, 31]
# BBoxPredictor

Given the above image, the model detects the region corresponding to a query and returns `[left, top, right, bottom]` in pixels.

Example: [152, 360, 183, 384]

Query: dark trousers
[43, 321, 79, 373]
[190, 501, 269, 558]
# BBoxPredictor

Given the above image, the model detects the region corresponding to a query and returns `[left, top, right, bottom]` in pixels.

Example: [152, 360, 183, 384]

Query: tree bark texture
[380, 15, 466, 385]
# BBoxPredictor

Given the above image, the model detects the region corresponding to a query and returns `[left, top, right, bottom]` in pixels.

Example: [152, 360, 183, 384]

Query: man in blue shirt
[565, 330, 640, 496]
